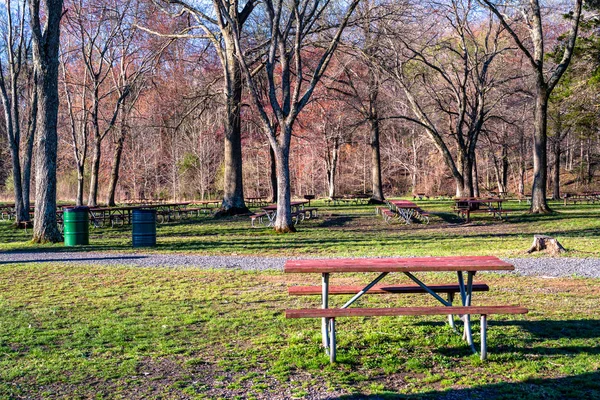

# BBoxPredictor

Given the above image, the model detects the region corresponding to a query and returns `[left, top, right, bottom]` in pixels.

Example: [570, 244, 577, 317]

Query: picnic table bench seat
[288, 282, 489, 295]
[325, 197, 353, 206]
[286, 305, 528, 362]
[250, 212, 268, 227]
[286, 305, 527, 318]
[301, 207, 319, 219]
[250, 210, 305, 227]
[375, 206, 396, 223]
[182, 207, 215, 217]
[414, 207, 430, 224]
[453, 206, 509, 222]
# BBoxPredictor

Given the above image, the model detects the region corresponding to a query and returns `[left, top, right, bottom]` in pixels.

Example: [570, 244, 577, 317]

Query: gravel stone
[1, 252, 599, 278]
[0, 251, 287, 271]
[503, 257, 600, 278]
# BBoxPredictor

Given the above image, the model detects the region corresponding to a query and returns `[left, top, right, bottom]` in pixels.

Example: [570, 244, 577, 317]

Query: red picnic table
[261, 201, 309, 226]
[454, 198, 505, 223]
[285, 256, 527, 362]
[387, 200, 421, 224]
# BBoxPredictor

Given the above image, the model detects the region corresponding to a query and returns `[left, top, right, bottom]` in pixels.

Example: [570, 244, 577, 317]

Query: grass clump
[0, 263, 599, 398]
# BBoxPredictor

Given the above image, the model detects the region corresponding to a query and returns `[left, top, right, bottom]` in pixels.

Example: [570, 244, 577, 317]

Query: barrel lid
[63, 206, 90, 211]
[134, 208, 157, 213]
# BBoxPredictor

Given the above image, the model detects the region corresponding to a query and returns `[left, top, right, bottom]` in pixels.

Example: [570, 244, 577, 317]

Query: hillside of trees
[0, 0, 598, 236]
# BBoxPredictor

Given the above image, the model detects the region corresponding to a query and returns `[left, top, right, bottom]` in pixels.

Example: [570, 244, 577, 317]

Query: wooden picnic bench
[562, 193, 597, 206]
[412, 193, 430, 201]
[250, 210, 309, 227]
[453, 198, 507, 223]
[383, 200, 430, 224]
[375, 206, 397, 224]
[324, 197, 352, 206]
[250, 212, 268, 227]
[516, 194, 532, 204]
[251, 201, 311, 227]
[285, 256, 527, 362]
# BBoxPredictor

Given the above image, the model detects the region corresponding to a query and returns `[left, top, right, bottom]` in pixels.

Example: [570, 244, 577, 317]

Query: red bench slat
[285, 305, 528, 318]
[288, 283, 489, 295]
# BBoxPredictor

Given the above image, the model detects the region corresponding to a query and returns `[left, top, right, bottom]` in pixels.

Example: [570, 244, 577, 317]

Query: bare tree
[141, 1, 258, 215]
[380, 0, 514, 197]
[105, 9, 167, 206]
[0, 0, 37, 225]
[63, 0, 133, 207]
[30, 0, 64, 243]
[60, 45, 89, 205]
[313, 108, 354, 198]
[479, 0, 583, 212]
[226, 0, 361, 232]
[336, 0, 397, 203]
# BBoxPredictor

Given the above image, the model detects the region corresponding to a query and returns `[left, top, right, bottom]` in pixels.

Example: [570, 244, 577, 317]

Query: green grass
[1, 198, 600, 257]
[0, 263, 599, 398]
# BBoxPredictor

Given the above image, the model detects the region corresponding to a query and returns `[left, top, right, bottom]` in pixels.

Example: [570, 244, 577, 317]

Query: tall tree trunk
[8, 142, 27, 222]
[411, 138, 418, 193]
[369, 118, 384, 203]
[518, 129, 526, 196]
[76, 164, 85, 206]
[22, 87, 37, 214]
[1, 90, 28, 223]
[31, 0, 63, 243]
[552, 140, 561, 200]
[472, 153, 479, 197]
[462, 154, 474, 197]
[269, 146, 277, 203]
[107, 127, 126, 206]
[327, 145, 338, 198]
[585, 138, 592, 184]
[501, 144, 509, 193]
[221, 35, 248, 215]
[274, 144, 295, 233]
[531, 86, 551, 213]
[88, 137, 101, 207]
[455, 155, 464, 197]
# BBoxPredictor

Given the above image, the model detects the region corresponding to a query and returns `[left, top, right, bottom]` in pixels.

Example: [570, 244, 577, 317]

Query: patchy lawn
[1, 199, 600, 258]
[0, 263, 599, 399]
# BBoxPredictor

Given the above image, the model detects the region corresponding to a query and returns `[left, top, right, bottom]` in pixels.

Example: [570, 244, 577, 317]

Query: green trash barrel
[63, 206, 89, 246]
[132, 209, 156, 248]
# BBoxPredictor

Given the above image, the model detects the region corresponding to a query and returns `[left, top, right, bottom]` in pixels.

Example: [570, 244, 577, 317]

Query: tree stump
[527, 235, 566, 255]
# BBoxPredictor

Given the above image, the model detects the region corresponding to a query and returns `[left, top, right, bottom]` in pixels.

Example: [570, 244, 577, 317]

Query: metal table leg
[341, 272, 389, 309]
[329, 318, 336, 363]
[266, 211, 276, 227]
[457, 271, 477, 353]
[480, 314, 488, 360]
[447, 292, 455, 330]
[322, 273, 330, 351]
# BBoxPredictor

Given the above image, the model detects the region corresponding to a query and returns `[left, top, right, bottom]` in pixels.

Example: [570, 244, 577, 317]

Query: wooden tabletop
[455, 198, 504, 202]
[89, 205, 141, 212]
[285, 256, 514, 273]
[263, 201, 308, 211]
[144, 202, 191, 207]
[389, 200, 420, 209]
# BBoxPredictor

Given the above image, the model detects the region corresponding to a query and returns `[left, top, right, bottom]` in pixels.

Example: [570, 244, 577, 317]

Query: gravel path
[1, 251, 599, 278]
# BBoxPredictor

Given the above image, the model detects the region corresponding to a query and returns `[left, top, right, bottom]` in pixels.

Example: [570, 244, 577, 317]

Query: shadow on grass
[432, 212, 464, 224]
[413, 319, 600, 340]
[334, 370, 600, 399]
[493, 319, 600, 340]
[318, 216, 355, 228]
